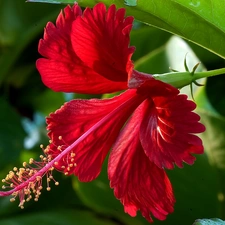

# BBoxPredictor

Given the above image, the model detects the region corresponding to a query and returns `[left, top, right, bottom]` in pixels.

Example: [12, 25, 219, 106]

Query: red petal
[71, 3, 135, 82]
[139, 88, 205, 169]
[37, 4, 127, 94]
[46, 90, 145, 181]
[108, 104, 175, 222]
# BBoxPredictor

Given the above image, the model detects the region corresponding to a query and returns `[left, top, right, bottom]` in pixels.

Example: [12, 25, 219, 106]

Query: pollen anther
[1, 154, 59, 209]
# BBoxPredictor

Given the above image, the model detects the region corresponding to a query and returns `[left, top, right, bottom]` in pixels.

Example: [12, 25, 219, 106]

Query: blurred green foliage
[1, 0, 225, 224]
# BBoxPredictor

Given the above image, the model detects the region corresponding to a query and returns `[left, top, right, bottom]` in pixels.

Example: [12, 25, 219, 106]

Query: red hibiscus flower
[0, 3, 205, 223]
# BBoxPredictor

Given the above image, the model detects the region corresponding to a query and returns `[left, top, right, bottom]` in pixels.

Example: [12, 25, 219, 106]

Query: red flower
[36, 3, 134, 94]
[0, 3, 205, 223]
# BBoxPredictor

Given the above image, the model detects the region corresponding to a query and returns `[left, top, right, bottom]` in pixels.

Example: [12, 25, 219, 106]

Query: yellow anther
[12, 192, 18, 196]
[70, 153, 76, 157]
[24, 190, 30, 195]
[40, 155, 44, 159]
[61, 166, 65, 169]
[29, 158, 34, 164]
[18, 200, 25, 208]
[29, 170, 34, 176]
[55, 182, 59, 186]
[13, 167, 18, 171]
[69, 164, 73, 168]
[2, 185, 6, 189]
[58, 136, 62, 140]
[46, 187, 51, 191]
[64, 172, 68, 176]
[10, 183, 14, 188]
[44, 148, 49, 153]
[40, 144, 44, 148]
[74, 163, 77, 167]
[54, 162, 58, 166]
[36, 176, 42, 181]
[26, 196, 32, 202]
[10, 198, 15, 202]
[2, 179, 5, 182]
[23, 162, 27, 167]
[19, 168, 25, 173]
[8, 173, 14, 179]
[36, 191, 41, 196]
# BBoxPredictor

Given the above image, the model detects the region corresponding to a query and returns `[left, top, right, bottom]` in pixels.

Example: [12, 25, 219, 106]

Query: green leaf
[165, 155, 219, 225]
[130, 26, 171, 61]
[193, 218, 225, 225]
[28, 0, 225, 59]
[196, 92, 225, 170]
[194, 86, 225, 218]
[0, 0, 61, 85]
[0, 97, 26, 169]
[135, 35, 205, 76]
[0, 209, 118, 225]
[32, 90, 65, 115]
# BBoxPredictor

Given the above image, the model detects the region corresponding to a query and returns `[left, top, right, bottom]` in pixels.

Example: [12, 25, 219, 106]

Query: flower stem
[194, 68, 225, 80]
[153, 68, 225, 88]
